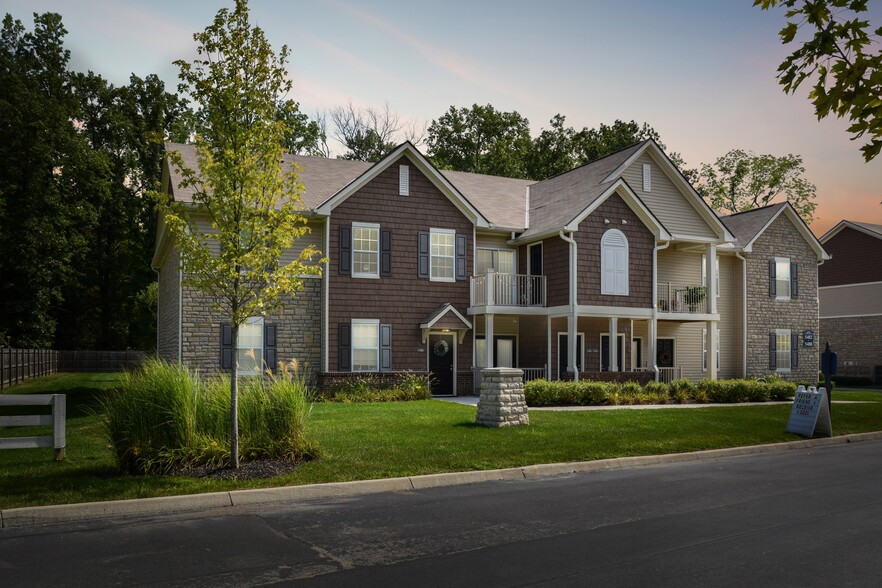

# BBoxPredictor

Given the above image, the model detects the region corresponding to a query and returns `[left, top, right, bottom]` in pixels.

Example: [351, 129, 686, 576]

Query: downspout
[178, 266, 183, 364]
[652, 240, 671, 381]
[735, 251, 747, 378]
[559, 230, 578, 381]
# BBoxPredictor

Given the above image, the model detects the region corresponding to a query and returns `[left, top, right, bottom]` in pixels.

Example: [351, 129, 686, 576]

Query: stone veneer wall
[745, 215, 819, 382]
[157, 247, 180, 362]
[476, 367, 529, 427]
[181, 277, 323, 374]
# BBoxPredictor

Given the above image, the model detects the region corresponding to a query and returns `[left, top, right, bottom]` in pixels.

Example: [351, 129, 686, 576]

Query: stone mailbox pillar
[476, 367, 529, 427]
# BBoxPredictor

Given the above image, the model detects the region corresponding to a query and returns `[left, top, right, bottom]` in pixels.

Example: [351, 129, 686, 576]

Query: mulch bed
[170, 458, 302, 481]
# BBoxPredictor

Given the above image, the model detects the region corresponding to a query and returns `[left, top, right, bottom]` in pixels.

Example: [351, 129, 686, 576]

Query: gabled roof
[419, 303, 472, 330]
[819, 219, 882, 243]
[721, 202, 830, 261]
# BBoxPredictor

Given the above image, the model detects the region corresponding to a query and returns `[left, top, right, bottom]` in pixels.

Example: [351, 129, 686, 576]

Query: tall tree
[156, 0, 322, 468]
[755, 0, 882, 161]
[328, 101, 422, 161]
[427, 104, 533, 178]
[694, 149, 817, 222]
[526, 114, 577, 180]
[276, 100, 325, 156]
[0, 12, 94, 347]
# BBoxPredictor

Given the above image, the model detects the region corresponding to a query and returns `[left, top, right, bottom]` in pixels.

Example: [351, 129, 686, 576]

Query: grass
[2, 374, 881, 509]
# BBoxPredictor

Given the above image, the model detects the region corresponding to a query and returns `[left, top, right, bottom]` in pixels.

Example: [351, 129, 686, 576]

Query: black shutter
[380, 228, 392, 277]
[338, 323, 351, 371]
[769, 260, 776, 297]
[455, 234, 467, 280]
[791, 262, 799, 299]
[264, 323, 277, 372]
[339, 224, 352, 275]
[769, 332, 777, 370]
[418, 231, 430, 278]
[380, 324, 392, 371]
[791, 331, 799, 368]
[221, 324, 232, 369]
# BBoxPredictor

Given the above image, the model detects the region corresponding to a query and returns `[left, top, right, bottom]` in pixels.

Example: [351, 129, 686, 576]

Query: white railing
[522, 367, 547, 382]
[0, 394, 66, 460]
[656, 282, 708, 314]
[657, 366, 682, 384]
[470, 271, 546, 307]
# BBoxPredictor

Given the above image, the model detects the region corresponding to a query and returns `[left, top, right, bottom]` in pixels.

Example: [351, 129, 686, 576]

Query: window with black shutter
[380, 229, 392, 277]
[418, 231, 430, 278]
[264, 323, 277, 372]
[221, 323, 232, 369]
[455, 234, 467, 280]
[380, 324, 392, 371]
[338, 323, 351, 371]
[339, 225, 352, 275]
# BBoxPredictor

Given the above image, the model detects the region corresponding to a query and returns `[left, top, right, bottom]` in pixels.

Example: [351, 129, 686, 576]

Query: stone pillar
[476, 367, 529, 427]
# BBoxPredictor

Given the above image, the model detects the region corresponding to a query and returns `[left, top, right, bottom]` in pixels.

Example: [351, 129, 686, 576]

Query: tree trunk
[230, 322, 240, 469]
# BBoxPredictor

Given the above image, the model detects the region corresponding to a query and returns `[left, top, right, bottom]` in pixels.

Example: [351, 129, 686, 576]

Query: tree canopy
[694, 149, 817, 222]
[755, 0, 882, 160]
[157, 0, 322, 468]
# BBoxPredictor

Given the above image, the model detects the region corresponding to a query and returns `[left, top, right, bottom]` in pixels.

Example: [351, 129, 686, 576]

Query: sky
[5, 0, 881, 236]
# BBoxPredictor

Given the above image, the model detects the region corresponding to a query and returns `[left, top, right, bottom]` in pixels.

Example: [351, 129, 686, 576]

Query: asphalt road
[2, 440, 882, 587]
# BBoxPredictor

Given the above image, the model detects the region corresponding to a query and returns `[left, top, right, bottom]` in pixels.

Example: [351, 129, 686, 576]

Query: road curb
[3, 431, 882, 529]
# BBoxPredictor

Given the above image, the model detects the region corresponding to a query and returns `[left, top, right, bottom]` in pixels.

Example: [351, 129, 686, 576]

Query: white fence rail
[0, 394, 66, 460]
[657, 367, 682, 384]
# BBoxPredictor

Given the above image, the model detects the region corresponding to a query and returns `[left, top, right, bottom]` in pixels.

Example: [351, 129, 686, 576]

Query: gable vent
[399, 164, 409, 196]
[642, 163, 651, 192]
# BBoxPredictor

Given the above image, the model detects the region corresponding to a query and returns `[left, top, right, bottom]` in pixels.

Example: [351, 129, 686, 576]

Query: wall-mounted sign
[803, 330, 814, 348]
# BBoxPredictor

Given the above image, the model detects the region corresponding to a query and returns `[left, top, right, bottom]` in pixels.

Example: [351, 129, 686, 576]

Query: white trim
[323, 216, 330, 373]
[701, 327, 721, 372]
[601, 140, 734, 242]
[735, 251, 748, 378]
[419, 304, 472, 330]
[429, 228, 456, 282]
[178, 264, 183, 364]
[774, 328, 792, 372]
[556, 331, 585, 379]
[774, 256, 792, 302]
[656, 336, 677, 370]
[642, 163, 651, 192]
[631, 336, 644, 371]
[601, 229, 629, 296]
[351, 319, 380, 373]
[563, 180, 672, 240]
[351, 221, 380, 279]
[819, 280, 882, 290]
[476, 247, 517, 275]
[527, 241, 543, 276]
[315, 143, 490, 228]
[398, 164, 409, 196]
[820, 312, 882, 319]
[237, 316, 265, 376]
[525, 185, 531, 229]
[475, 334, 519, 369]
[701, 253, 721, 298]
[575, 305, 654, 319]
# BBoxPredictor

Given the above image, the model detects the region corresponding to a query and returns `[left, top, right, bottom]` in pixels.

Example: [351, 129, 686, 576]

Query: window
[352, 320, 379, 372]
[701, 254, 721, 298]
[476, 249, 515, 275]
[399, 165, 409, 195]
[769, 329, 796, 372]
[601, 229, 629, 295]
[702, 328, 721, 371]
[770, 257, 798, 300]
[238, 317, 264, 375]
[352, 222, 379, 278]
[642, 163, 651, 192]
[430, 229, 455, 281]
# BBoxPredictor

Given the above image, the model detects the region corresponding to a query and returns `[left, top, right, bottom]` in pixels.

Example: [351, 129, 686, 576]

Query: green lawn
[2, 374, 881, 509]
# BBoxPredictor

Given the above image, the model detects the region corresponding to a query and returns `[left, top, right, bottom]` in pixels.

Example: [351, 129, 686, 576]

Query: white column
[546, 316, 552, 380]
[706, 319, 718, 380]
[609, 316, 618, 372]
[485, 314, 495, 369]
[648, 318, 658, 381]
[706, 244, 717, 315]
[568, 314, 578, 381]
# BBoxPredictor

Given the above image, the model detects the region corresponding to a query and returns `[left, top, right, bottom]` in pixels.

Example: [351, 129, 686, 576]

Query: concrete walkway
[3, 430, 881, 529]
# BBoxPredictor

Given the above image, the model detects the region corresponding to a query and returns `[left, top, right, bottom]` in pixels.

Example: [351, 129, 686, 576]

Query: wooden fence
[0, 349, 58, 389]
[1, 349, 147, 389]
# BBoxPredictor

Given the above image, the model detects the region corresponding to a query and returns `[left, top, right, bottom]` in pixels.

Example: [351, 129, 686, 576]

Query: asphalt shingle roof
[720, 203, 786, 247]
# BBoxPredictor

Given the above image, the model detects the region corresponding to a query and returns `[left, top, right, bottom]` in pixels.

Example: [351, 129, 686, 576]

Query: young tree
[694, 149, 818, 222]
[755, 0, 882, 160]
[155, 0, 322, 468]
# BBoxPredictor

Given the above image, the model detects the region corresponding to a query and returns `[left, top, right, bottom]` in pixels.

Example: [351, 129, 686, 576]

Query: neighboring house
[153, 140, 828, 395]
[818, 220, 882, 382]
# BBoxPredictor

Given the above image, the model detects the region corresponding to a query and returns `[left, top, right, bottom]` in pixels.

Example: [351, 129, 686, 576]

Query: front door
[558, 333, 583, 378]
[428, 333, 455, 396]
[601, 334, 626, 371]
[529, 243, 543, 305]
[657, 338, 675, 368]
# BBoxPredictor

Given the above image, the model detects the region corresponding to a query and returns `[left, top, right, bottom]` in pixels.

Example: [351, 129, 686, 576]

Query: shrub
[317, 371, 432, 402]
[102, 359, 315, 475]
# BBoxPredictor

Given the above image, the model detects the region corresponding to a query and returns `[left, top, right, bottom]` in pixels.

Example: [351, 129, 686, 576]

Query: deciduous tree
[155, 0, 322, 468]
[755, 0, 882, 160]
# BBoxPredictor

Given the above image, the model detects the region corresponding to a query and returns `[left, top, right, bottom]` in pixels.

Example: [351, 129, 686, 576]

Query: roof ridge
[535, 139, 649, 184]
[722, 201, 786, 218]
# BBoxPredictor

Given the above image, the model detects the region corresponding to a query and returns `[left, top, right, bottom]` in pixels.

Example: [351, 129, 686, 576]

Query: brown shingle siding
[328, 155, 473, 375]
[819, 227, 882, 287]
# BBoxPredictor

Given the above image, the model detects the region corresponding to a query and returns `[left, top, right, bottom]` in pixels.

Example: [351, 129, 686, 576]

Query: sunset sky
[7, 0, 881, 236]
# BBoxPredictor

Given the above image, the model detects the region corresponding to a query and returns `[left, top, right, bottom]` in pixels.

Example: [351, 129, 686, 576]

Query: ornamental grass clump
[102, 358, 315, 475]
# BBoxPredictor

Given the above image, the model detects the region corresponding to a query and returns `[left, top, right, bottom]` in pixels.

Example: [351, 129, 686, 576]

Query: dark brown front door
[429, 334, 455, 396]
[657, 338, 675, 368]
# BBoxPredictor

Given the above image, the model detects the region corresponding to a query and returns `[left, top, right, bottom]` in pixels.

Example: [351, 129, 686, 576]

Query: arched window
[601, 229, 629, 295]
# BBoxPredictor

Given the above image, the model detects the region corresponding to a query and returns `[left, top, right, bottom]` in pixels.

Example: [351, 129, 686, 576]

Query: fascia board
[563, 180, 672, 240]
[420, 304, 473, 330]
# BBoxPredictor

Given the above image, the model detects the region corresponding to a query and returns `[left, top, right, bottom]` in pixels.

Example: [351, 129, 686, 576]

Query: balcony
[470, 271, 546, 308]
[657, 282, 708, 314]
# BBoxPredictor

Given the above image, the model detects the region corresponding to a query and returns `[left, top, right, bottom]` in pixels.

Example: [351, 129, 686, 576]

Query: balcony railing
[656, 282, 708, 314]
[471, 271, 546, 307]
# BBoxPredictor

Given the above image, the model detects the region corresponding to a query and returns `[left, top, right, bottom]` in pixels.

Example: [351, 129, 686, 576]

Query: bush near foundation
[524, 377, 797, 407]
[102, 359, 315, 475]
[316, 371, 432, 403]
